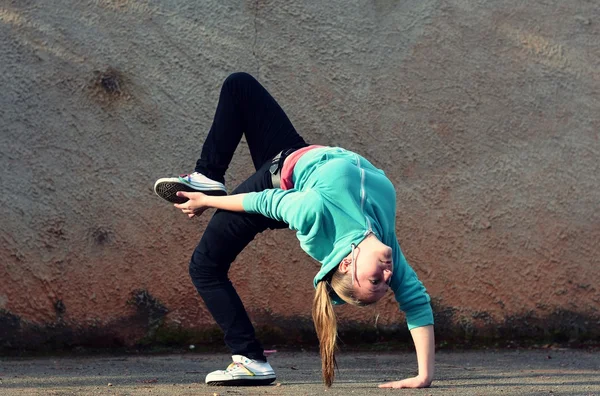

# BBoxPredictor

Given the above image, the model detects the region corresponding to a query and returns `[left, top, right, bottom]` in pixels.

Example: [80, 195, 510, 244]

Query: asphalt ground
[0, 349, 598, 395]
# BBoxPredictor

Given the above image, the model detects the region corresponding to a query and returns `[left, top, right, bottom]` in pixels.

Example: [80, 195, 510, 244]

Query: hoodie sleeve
[242, 189, 322, 233]
[389, 241, 434, 330]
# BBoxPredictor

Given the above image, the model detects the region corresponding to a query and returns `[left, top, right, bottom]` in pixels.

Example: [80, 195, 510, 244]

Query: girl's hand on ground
[378, 376, 432, 389]
[173, 191, 209, 218]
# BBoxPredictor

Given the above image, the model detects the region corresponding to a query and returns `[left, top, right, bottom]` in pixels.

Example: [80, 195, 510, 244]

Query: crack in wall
[252, 0, 260, 79]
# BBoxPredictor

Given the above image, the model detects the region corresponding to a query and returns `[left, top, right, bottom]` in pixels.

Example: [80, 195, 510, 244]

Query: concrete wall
[1, 0, 598, 350]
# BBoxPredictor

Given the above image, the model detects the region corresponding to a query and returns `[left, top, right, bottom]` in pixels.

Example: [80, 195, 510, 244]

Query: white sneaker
[205, 355, 276, 386]
[154, 172, 226, 204]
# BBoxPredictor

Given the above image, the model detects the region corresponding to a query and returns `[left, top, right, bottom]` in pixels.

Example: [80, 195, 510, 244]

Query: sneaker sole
[206, 377, 276, 386]
[154, 180, 226, 204]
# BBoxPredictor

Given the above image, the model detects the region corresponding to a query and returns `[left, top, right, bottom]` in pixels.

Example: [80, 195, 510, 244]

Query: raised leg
[195, 72, 307, 183]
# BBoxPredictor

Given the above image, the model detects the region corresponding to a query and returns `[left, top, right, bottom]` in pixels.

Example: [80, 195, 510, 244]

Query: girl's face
[339, 235, 393, 303]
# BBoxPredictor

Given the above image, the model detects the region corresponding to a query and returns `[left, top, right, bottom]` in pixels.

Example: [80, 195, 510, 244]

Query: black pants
[190, 72, 307, 361]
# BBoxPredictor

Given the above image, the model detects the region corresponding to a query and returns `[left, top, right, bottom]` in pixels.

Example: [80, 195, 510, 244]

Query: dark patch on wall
[1, 302, 598, 354]
[428, 301, 600, 348]
[54, 299, 66, 316]
[90, 226, 113, 246]
[498, 310, 598, 345]
[0, 309, 22, 349]
[0, 309, 76, 352]
[127, 289, 169, 341]
[88, 67, 130, 104]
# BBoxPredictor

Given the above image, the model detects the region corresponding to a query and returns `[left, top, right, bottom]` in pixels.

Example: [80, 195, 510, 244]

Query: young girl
[154, 72, 435, 388]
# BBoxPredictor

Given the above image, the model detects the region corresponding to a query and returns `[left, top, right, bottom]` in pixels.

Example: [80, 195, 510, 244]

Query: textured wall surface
[1, 0, 599, 350]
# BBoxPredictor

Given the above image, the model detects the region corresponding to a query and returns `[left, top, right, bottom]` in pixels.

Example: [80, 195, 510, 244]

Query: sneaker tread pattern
[155, 181, 226, 204]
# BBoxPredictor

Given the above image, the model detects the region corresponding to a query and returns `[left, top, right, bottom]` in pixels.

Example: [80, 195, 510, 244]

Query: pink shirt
[280, 145, 325, 190]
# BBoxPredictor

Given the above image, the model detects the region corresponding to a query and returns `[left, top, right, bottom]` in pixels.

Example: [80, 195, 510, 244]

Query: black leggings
[190, 72, 307, 361]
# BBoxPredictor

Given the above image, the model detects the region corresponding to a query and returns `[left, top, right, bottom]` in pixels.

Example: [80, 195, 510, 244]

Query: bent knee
[224, 71, 257, 86]
[189, 251, 228, 287]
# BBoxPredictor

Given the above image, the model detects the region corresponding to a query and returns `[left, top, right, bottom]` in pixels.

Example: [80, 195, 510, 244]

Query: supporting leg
[189, 161, 285, 361]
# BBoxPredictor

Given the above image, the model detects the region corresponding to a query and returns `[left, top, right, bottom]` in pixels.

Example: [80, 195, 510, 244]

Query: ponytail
[312, 280, 337, 387]
[312, 268, 371, 387]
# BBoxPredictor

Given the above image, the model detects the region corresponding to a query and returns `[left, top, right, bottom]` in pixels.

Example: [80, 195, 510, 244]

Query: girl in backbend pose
[154, 72, 435, 388]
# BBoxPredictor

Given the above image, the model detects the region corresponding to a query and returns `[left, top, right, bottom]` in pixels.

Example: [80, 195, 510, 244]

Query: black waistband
[268, 147, 303, 188]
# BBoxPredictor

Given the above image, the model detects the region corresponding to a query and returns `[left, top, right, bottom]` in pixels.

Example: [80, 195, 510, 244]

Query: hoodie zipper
[355, 153, 373, 236]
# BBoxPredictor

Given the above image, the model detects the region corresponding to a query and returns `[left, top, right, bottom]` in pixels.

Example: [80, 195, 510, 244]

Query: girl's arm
[174, 191, 248, 217]
[378, 325, 435, 388]
[176, 189, 322, 235]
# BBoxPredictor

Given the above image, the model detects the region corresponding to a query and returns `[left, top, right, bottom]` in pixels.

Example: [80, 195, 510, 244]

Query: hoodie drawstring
[351, 243, 357, 286]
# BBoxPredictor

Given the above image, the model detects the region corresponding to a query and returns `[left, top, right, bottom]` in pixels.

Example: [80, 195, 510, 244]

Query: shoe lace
[179, 172, 201, 181]
[179, 173, 197, 183]
[225, 362, 245, 372]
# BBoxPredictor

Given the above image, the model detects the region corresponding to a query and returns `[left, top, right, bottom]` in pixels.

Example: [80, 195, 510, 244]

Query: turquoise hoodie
[243, 147, 433, 330]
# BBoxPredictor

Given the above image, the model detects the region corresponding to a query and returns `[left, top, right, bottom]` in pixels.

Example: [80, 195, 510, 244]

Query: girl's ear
[338, 258, 352, 273]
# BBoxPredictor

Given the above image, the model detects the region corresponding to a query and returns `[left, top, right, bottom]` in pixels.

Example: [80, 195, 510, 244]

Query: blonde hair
[312, 269, 366, 387]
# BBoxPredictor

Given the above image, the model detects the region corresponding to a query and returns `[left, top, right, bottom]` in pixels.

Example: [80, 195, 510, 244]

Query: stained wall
[1, 0, 598, 349]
